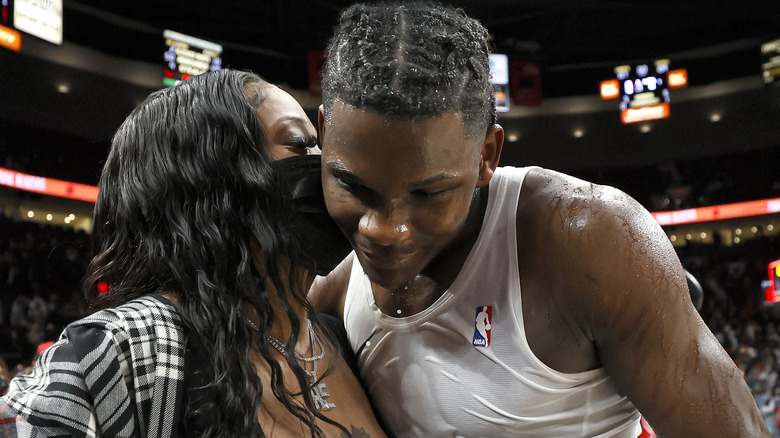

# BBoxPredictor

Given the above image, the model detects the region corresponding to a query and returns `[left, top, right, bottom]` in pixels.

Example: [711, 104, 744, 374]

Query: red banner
[2, 165, 780, 229]
[509, 61, 542, 106]
[0, 166, 98, 203]
[307, 50, 325, 98]
[652, 198, 780, 226]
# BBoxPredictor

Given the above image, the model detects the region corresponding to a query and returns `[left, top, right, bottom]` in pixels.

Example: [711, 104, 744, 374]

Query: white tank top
[343, 166, 642, 438]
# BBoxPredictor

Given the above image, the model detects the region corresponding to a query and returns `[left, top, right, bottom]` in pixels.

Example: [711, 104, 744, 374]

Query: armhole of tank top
[505, 166, 528, 327]
[508, 167, 606, 380]
[503, 166, 535, 294]
[506, 167, 556, 371]
[343, 252, 370, 323]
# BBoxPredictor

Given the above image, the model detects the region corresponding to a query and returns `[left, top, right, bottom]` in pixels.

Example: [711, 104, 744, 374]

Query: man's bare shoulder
[516, 167, 663, 317]
[517, 167, 645, 250]
[309, 252, 354, 318]
[515, 171, 769, 437]
[520, 167, 638, 218]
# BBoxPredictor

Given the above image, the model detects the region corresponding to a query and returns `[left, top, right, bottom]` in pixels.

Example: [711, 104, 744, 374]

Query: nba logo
[472, 306, 492, 347]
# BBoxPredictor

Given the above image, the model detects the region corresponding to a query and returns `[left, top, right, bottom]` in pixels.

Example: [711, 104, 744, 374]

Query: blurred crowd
[578, 144, 780, 212]
[679, 235, 780, 435]
[0, 213, 91, 390]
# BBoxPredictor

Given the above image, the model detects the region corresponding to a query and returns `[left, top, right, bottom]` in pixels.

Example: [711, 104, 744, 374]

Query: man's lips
[359, 248, 413, 270]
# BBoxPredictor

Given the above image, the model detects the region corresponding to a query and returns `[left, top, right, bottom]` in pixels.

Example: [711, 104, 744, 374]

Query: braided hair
[321, 1, 496, 139]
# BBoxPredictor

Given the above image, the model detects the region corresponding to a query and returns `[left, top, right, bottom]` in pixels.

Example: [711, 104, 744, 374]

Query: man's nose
[358, 207, 411, 246]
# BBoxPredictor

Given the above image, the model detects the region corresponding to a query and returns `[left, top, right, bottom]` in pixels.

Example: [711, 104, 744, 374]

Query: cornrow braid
[321, 1, 496, 139]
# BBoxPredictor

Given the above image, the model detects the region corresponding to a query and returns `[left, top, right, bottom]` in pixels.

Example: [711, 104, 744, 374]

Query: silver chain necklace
[245, 317, 335, 410]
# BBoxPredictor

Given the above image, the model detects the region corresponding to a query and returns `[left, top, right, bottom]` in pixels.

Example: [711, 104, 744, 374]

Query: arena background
[1, 0, 779, 432]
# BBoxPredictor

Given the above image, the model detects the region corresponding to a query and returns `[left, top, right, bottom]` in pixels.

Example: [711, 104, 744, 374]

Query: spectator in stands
[0, 357, 9, 396]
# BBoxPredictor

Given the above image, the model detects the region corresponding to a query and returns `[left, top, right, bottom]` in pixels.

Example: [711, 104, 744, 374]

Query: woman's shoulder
[68, 294, 182, 333]
[1, 294, 186, 437]
[63, 294, 186, 372]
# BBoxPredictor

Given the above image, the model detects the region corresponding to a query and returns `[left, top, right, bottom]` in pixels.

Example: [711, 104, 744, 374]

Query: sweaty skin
[310, 102, 769, 437]
[251, 91, 386, 438]
[316, 102, 501, 317]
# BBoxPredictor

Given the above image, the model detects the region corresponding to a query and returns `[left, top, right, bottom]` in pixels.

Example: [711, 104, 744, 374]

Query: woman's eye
[286, 137, 318, 150]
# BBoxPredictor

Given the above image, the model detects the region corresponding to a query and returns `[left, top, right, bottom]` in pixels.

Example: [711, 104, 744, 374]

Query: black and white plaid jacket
[0, 295, 185, 437]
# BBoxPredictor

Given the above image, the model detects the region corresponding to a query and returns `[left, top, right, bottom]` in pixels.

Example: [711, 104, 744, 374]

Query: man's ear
[476, 124, 504, 188]
[317, 105, 327, 145]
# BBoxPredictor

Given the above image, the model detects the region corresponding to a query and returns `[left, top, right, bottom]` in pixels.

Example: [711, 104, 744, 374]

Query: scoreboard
[163, 29, 223, 87]
[615, 59, 671, 124]
[599, 59, 689, 124]
[762, 38, 780, 84]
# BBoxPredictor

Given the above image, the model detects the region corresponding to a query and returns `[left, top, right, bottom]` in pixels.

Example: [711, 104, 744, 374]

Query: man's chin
[360, 261, 416, 291]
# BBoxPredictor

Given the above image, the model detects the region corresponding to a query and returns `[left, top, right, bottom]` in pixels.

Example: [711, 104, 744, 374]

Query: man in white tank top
[310, 2, 769, 437]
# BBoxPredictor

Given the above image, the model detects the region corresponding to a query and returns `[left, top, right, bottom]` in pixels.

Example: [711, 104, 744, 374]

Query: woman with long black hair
[0, 69, 386, 437]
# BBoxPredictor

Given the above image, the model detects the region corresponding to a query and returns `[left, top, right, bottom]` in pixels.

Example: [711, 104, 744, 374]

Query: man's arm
[309, 252, 354, 318]
[577, 185, 768, 437]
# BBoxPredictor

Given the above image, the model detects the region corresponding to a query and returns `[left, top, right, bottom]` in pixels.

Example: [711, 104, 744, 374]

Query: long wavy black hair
[83, 69, 344, 437]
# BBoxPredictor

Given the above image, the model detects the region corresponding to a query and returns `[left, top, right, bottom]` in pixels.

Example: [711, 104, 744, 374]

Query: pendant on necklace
[311, 381, 336, 410]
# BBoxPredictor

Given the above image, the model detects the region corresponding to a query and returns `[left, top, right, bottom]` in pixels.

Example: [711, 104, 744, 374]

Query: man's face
[320, 102, 485, 290]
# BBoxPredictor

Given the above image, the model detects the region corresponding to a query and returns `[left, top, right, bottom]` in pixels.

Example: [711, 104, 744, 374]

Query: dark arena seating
[0, 214, 92, 372]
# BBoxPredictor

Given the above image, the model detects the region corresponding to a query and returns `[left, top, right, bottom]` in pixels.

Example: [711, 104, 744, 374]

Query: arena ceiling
[59, 0, 780, 92]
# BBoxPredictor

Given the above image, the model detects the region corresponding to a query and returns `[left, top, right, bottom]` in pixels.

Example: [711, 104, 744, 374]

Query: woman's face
[252, 86, 321, 288]
[254, 86, 320, 160]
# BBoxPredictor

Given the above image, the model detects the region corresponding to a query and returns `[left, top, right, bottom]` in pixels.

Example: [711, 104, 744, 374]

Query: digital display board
[13, 0, 62, 45]
[615, 59, 671, 124]
[600, 79, 620, 100]
[0, 23, 20, 51]
[667, 69, 688, 89]
[489, 53, 510, 112]
[163, 29, 223, 87]
[762, 38, 780, 84]
[765, 259, 780, 303]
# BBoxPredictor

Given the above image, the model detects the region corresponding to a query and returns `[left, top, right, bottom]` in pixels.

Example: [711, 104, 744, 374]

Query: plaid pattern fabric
[0, 295, 185, 437]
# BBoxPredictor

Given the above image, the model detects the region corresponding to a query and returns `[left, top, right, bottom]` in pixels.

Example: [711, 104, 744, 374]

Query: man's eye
[335, 179, 376, 203]
[336, 178, 361, 192]
[412, 189, 446, 199]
